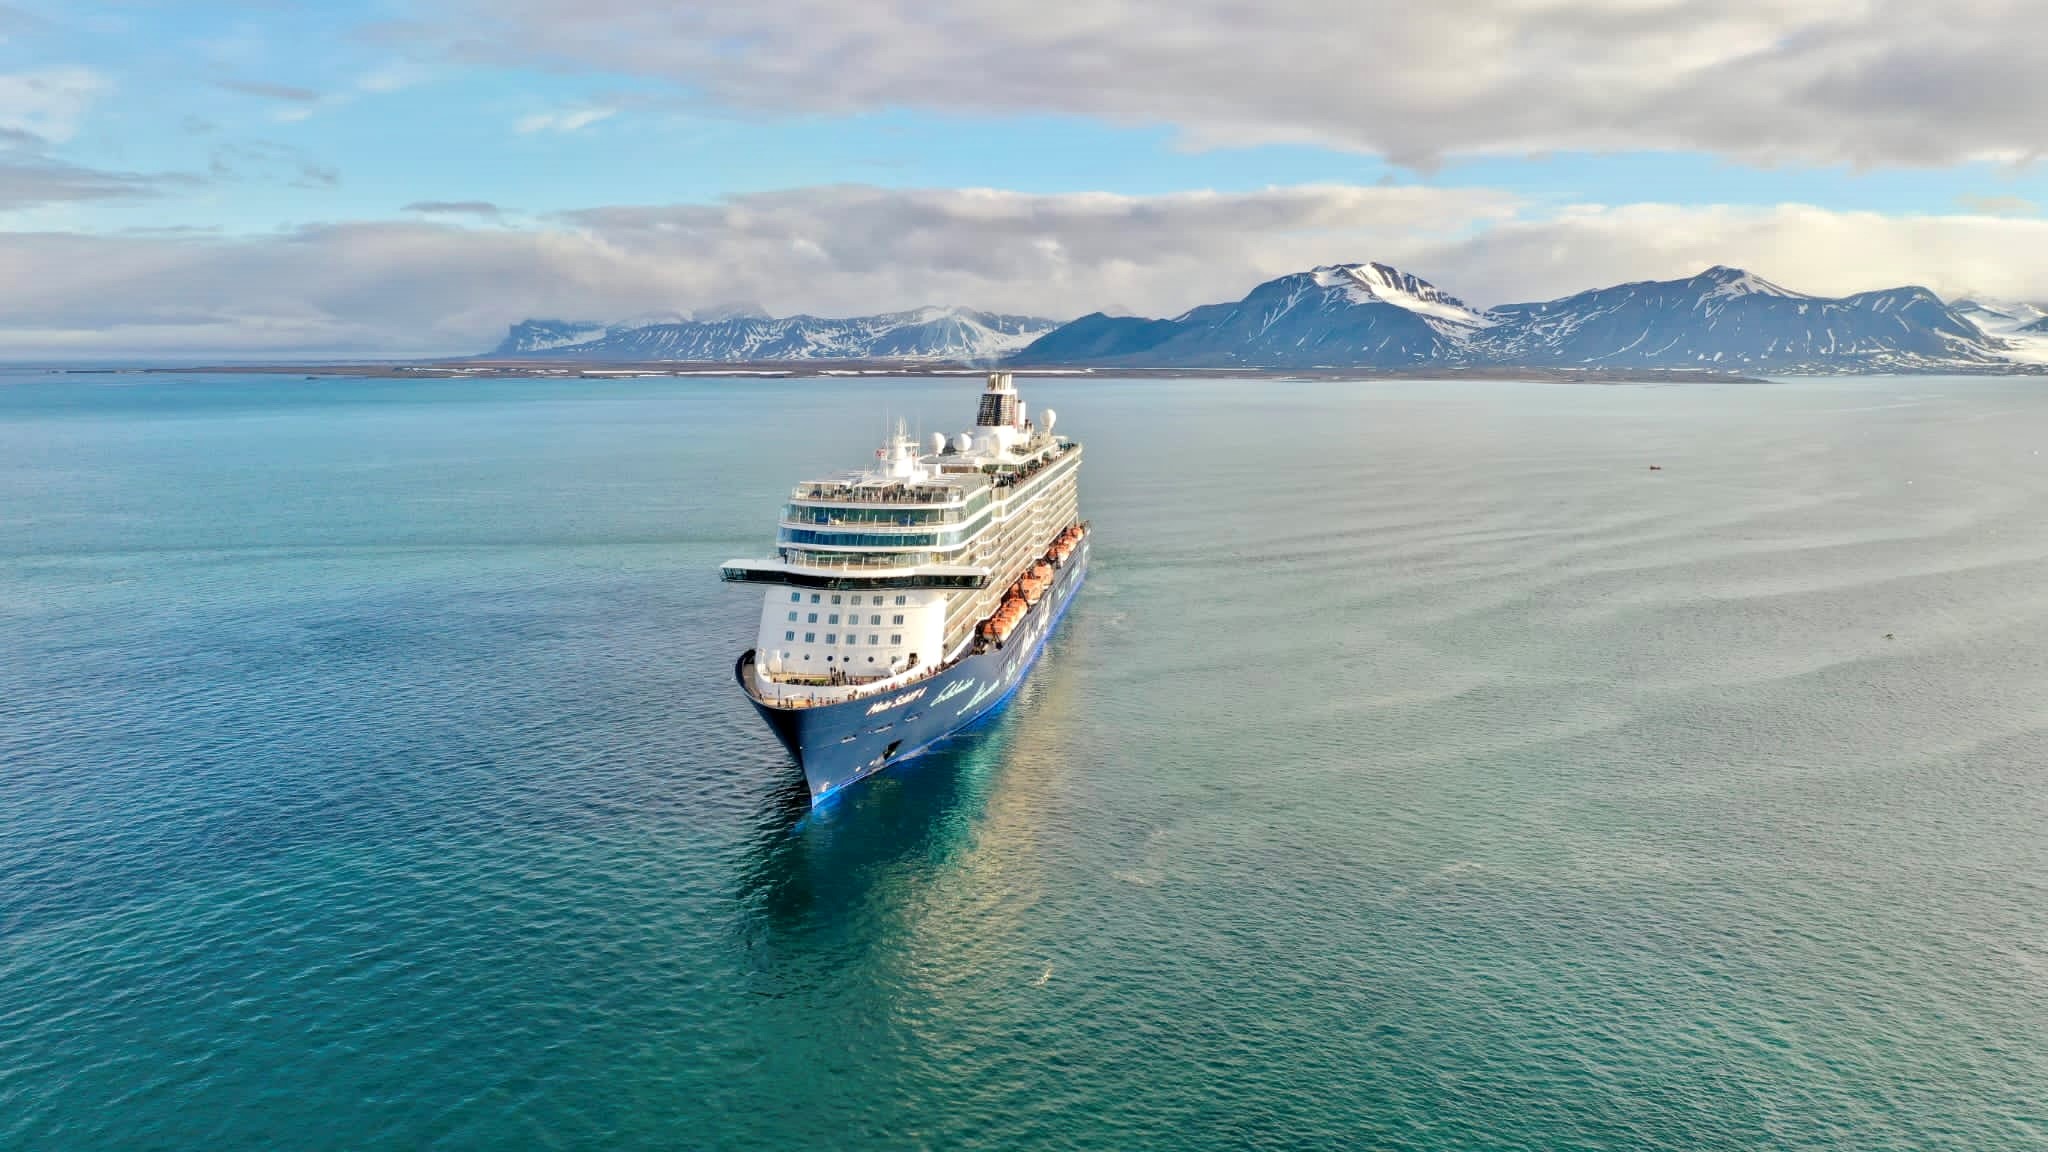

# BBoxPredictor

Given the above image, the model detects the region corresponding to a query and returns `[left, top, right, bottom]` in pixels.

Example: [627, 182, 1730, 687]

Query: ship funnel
[976, 371, 1019, 427]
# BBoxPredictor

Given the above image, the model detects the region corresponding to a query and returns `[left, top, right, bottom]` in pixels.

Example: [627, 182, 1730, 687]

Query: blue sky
[3, 0, 2045, 355]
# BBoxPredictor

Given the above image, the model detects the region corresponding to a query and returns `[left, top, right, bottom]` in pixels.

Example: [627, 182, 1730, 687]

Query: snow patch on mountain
[1311, 262, 1494, 327]
[1957, 298, 2048, 364]
[1015, 263, 2031, 373]
[1697, 265, 1807, 301]
[488, 307, 1059, 361]
[497, 319, 612, 354]
[1015, 262, 1485, 368]
[1474, 269, 2005, 371]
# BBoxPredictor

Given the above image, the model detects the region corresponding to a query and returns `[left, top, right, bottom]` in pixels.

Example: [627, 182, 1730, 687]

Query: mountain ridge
[491, 307, 1058, 361]
[483, 266, 2045, 373]
[1009, 263, 2024, 373]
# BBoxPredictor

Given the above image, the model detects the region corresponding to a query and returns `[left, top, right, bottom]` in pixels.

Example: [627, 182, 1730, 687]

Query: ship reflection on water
[734, 719, 1019, 935]
[729, 618, 1090, 979]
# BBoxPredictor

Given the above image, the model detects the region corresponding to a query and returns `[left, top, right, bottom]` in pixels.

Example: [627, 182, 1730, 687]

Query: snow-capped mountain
[1013, 264, 2022, 373]
[1011, 263, 1489, 368]
[1476, 266, 2005, 371]
[493, 267, 2036, 372]
[497, 320, 612, 354]
[1954, 298, 2048, 365]
[1954, 298, 2046, 331]
[489, 307, 1058, 361]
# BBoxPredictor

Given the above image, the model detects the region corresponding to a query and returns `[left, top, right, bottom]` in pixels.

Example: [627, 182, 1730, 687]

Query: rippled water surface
[3, 371, 2046, 1150]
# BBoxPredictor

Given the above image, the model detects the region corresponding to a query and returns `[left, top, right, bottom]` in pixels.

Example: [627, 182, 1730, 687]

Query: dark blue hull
[737, 539, 1088, 803]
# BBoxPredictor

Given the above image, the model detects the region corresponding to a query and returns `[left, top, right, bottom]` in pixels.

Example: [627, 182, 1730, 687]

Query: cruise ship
[722, 372, 1088, 803]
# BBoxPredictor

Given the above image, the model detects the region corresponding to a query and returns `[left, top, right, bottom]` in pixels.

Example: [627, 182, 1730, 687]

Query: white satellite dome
[931, 431, 947, 455]
[953, 433, 974, 453]
[1042, 408, 1057, 435]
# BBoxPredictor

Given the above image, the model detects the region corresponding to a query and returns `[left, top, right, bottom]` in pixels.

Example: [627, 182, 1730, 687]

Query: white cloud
[556, 184, 1520, 317]
[0, 67, 107, 144]
[1955, 195, 2038, 218]
[427, 0, 2048, 168]
[0, 156, 163, 208]
[0, 67, 168, 210]
[214, 79, 320, 104]
[1411, 203, 2048, 306]
[4, 185, 2048, 357]
[357, 60, 428, 94]
[0, 184, 1509, 355]
[404, 199, 501, 216]
[513, 106, 615, 134]
[214, 79, 353, 124]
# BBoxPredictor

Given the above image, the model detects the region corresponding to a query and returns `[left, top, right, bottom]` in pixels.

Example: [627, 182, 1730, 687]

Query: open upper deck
[789, 475, 975, 508]
[722, 371, 1079, 588]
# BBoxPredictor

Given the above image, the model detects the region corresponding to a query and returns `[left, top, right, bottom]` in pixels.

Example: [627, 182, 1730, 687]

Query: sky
[4, 0, 2048, 357]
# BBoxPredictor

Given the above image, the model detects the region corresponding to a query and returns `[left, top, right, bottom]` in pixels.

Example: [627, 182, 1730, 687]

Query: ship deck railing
[739, 650, 957, 710]
[785, 509, 970, 527]
[791, 484, 962, 505]
[777, 552, 940, 572]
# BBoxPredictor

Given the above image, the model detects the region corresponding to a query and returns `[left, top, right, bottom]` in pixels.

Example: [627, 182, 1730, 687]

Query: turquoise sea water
[3, 371, 2046, 1150]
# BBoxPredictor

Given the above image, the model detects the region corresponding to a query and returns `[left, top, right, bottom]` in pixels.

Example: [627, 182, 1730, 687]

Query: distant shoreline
[32, 358, 2044, 383]
[96, 360, 1791, 384]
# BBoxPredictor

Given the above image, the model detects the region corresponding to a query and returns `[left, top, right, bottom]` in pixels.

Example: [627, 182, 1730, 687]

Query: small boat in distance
[722, 372, 1088, 803]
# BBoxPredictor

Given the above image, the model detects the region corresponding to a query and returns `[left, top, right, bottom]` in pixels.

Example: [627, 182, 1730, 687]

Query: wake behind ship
[722, 372, 1088, 803]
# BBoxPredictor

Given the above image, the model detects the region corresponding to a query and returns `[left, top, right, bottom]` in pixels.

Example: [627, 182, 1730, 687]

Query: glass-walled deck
[784, 488, 992, 526]
[777, 527, 969, 549]
[789, 483, 964, 506]
[778, 548, 937, 570]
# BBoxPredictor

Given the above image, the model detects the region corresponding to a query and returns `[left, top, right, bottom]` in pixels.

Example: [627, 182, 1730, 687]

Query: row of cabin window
[785, 631, 904, 645]
[791, 591, 908, 606]
[788, 611, 906, 625]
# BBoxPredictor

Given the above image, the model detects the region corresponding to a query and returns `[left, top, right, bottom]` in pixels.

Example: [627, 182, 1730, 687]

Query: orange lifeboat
[984, 598, 1026, 643]
[985, 535, 1083, 642]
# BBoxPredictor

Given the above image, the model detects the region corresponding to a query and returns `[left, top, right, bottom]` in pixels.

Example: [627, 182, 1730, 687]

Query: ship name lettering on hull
[866, 686, 928, 716]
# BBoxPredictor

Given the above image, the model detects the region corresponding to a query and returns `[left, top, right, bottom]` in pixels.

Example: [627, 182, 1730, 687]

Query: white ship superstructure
[722, 372, 1084, 711]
